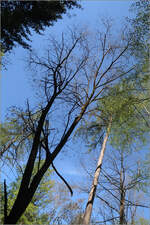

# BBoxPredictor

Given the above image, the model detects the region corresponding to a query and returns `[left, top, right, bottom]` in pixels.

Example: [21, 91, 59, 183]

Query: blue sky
[1, 0, 150, 222]
[2, 0, 133, 120]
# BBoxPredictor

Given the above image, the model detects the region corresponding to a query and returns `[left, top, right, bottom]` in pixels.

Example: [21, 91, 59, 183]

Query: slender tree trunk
[4, 180, 7, 224]
[119, 150, 126, 225]
[83, 118, 112, 225]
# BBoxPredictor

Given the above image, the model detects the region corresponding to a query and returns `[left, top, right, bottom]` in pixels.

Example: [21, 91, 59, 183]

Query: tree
[1, 161, 54, 224]
[2, 21, 135, 223]
[78, 2, 150, 224]
[82, 118, 112, 225]
[78, 118, 150, 224]
[127, 0, 150, 98]
[72, 144, 149, 225]
[0, 121, 27, 160]
[1, 0, 80, 53]
[42, 181, 85, 225]
[128, 0, 150, 61]
[94, 148, 150, 224]
[78, 78, 149, 224]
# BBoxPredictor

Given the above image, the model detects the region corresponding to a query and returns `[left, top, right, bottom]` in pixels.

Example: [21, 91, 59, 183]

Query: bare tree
[80, 148, 150, 225]
[3, 21, 135, 224]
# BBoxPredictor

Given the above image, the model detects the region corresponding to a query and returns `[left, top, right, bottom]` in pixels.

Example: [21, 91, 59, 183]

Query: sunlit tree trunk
[83, 118, 112, 225]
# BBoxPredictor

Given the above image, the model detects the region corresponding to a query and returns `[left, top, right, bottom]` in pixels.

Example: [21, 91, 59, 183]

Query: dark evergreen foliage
[1, 0, 80, 52]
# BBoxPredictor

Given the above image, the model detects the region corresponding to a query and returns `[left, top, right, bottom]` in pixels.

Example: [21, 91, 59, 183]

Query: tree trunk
[119, 151, 126, 225]
[83, 118, 112, 225]
[4, 180, 7, 224]
[120, 189, 126, 224]
[4, 109, 85, 224]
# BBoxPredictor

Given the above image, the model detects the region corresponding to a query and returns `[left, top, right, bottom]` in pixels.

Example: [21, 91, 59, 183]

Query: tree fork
[4, 108, 87, 224]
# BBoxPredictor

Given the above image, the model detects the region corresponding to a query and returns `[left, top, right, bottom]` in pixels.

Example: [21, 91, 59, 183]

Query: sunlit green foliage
[102, 80, 149, 150]
[77, 76, 149, 152]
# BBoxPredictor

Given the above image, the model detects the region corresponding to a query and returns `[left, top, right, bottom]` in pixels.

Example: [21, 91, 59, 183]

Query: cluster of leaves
[101, 80, 149, 150]
[128, 0, 150, 61]
[0, 104, 45, 166]
[77, 76, 149, 152]
[0, 121, 24, 161]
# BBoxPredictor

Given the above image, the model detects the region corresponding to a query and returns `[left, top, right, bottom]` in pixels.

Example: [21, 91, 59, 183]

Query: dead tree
[4, 22, 135, 224]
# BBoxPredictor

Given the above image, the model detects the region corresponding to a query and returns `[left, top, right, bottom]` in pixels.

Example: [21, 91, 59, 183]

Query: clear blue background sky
[2, 0, 150, 221]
